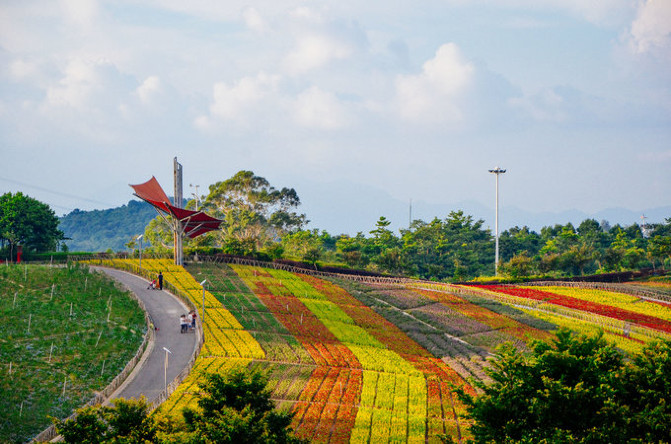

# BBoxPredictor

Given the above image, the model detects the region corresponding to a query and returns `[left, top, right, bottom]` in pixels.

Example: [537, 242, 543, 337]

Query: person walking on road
[158, 271, 163, 290]
[180, 314, 188, 333]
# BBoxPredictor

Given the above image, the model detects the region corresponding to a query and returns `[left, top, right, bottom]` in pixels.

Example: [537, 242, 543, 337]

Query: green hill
[59, 200, 156, 252]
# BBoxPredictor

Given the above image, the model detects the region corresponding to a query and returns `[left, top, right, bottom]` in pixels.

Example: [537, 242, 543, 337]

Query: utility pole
[488, 167, 506, 275]
[174, 157, 183, 266]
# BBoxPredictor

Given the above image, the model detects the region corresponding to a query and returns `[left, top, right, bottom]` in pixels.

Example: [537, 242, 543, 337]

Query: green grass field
[0, 263, 146, 443]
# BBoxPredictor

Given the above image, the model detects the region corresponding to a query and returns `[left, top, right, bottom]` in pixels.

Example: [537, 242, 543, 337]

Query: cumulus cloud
[394, 43, 474, 125]
[291, 86, 349, 130]
[628, 0, 671, 54]
[242, 7, 267, 33]
[283, 33, 353, 75]
[60, 0, 101, 30]
[136, 76, 162, 104]
[195, 72, 280, 129]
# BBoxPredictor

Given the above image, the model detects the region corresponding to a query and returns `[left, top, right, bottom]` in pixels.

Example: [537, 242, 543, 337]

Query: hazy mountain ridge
[296, 181, 670, 235]
[58, 185, 670, 252]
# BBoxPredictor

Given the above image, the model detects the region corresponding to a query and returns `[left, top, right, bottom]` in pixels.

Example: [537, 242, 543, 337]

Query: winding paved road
[96, 267, 198, 403]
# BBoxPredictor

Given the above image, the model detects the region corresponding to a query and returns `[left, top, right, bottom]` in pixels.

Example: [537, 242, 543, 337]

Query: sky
[1, 0, 670, 234]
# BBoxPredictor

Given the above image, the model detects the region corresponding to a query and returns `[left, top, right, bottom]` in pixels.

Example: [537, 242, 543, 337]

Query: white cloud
[508, 88, 567, 123]
[242, 7, 267, 33]
[60, 0, 100, 30]
[394, 43, 474, 125]
[196, 72, 280, 128]
[628, 0, 671, 54]
[292, 86, 349, 130]
[283, 33, 353, 75]
[44, 58, 102, 110]
[136, 76, 162, 104]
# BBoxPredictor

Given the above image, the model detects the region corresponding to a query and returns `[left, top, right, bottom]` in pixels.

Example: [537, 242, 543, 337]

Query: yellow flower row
[527, 285, 671, 323]
[351, 371, 427, 443]
[517, 307, 645, 355]
[237, 267, 431, 442]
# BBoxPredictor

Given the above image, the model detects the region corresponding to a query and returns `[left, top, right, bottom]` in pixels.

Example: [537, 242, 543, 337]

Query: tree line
[139, 171, 671, 281]
[3, 173, 671, 281]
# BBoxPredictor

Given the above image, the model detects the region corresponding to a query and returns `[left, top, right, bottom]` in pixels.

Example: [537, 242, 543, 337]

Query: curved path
[96, 267, 198, 403]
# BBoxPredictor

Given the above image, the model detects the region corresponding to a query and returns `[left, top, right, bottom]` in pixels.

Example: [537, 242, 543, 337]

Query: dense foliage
[454, 329, 671, 443]
[59, 200, 156, 252]
[0, 192, 64, 258]
[54, 369, 303, 444]
[51, 171, 671, 281]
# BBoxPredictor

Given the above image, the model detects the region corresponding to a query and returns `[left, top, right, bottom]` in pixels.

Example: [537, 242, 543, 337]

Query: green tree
[0, 192, 64, 257]
[454, 330, 671, 444]
[54, 397, 156, 444]
[400, 211, 492, 280]
[179, 369, 304, 444]
[281, 229, 324, 264]
[500, 251, 535, 278]
[203, 171, 307, 254]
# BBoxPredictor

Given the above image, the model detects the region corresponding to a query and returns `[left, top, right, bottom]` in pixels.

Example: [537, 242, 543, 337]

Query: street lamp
[137, 234, 143, 268]
[200, 279, 207, 340]
[488, 167, 506, 276]
[162, 346, 172, 391]
[190, 184, 200, 210]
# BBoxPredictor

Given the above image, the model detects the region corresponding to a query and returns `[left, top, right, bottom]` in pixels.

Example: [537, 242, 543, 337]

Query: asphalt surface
[95, 267, 198, 403]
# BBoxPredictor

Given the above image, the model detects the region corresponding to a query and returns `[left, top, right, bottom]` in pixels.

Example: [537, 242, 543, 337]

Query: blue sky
[1, 1, 670, 233]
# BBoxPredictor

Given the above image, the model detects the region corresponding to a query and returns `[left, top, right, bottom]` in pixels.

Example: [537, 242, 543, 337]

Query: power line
[0, 176, 116, 207]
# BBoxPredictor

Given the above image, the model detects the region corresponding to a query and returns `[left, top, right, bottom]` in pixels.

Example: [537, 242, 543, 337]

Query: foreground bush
[453, 329, 671, 443]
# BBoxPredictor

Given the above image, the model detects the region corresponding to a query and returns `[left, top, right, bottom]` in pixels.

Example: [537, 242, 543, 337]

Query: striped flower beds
[478, 285, 671, 334]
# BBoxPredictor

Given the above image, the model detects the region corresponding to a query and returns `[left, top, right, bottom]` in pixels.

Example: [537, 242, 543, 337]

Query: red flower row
[480, 285, 671, 334]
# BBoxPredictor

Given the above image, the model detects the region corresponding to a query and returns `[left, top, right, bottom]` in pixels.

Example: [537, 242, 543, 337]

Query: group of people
[147, 272, 164, 290]
[180, 310, 197, 334]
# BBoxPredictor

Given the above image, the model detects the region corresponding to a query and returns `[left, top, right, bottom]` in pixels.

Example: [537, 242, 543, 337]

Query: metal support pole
[163, 347, 172, 391]
[488, 167, 506, 275]
[138, 235, 143, 268]
[200, 279, 207, 341]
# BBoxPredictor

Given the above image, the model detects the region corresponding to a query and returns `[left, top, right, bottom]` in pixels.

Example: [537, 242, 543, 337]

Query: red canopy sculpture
[130, 176, 221, 238]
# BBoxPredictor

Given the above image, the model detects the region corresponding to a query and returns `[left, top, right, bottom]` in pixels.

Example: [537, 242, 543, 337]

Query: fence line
[524, 280, 671, 303]
[415, 282, 671, 342]
[31, 261, 204, 443]
[31, 268, 153, 443]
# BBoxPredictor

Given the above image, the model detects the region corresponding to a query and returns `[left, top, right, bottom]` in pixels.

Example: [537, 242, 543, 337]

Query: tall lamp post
[488, 167, 506, 275]
[137, 234, 143, 268]
[162, 346, 172, 391]
[200, 279, 207, 340]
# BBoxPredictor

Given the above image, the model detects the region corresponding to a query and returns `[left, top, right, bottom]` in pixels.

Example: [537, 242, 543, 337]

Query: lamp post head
[200, 279, 207, 287]
[163, 347, 172, 354]
[137, 234, 143, 240]
[488, 167, 506, 174]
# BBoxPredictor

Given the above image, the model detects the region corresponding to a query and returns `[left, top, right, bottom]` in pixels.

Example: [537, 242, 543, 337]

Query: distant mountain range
[296, 181, 671, 235]
[59, 191, 670, 252]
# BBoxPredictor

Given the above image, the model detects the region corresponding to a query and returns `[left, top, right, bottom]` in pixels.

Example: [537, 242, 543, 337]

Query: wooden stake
[27, 314, 32, 334]
[70, 302, 73, 317]
[101, 360, 106, 376]
[50, 284, 55, 300]
[107, 302, 112, 322]
[62, 376, 67, 397]
[95, 330, 103, 347]
[13, 292, 17, 308]
[8, 362, 12, 375]
[85, 277, 88, 290]
[19, 401, 24, 417]
[49, 343, 54, 363]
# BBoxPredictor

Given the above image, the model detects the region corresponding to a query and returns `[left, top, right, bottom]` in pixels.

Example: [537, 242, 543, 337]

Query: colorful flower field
[92, 259, 671, 442]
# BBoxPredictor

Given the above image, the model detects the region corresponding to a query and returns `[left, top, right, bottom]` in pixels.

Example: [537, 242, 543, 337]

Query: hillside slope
[59, 200, 156, 252]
